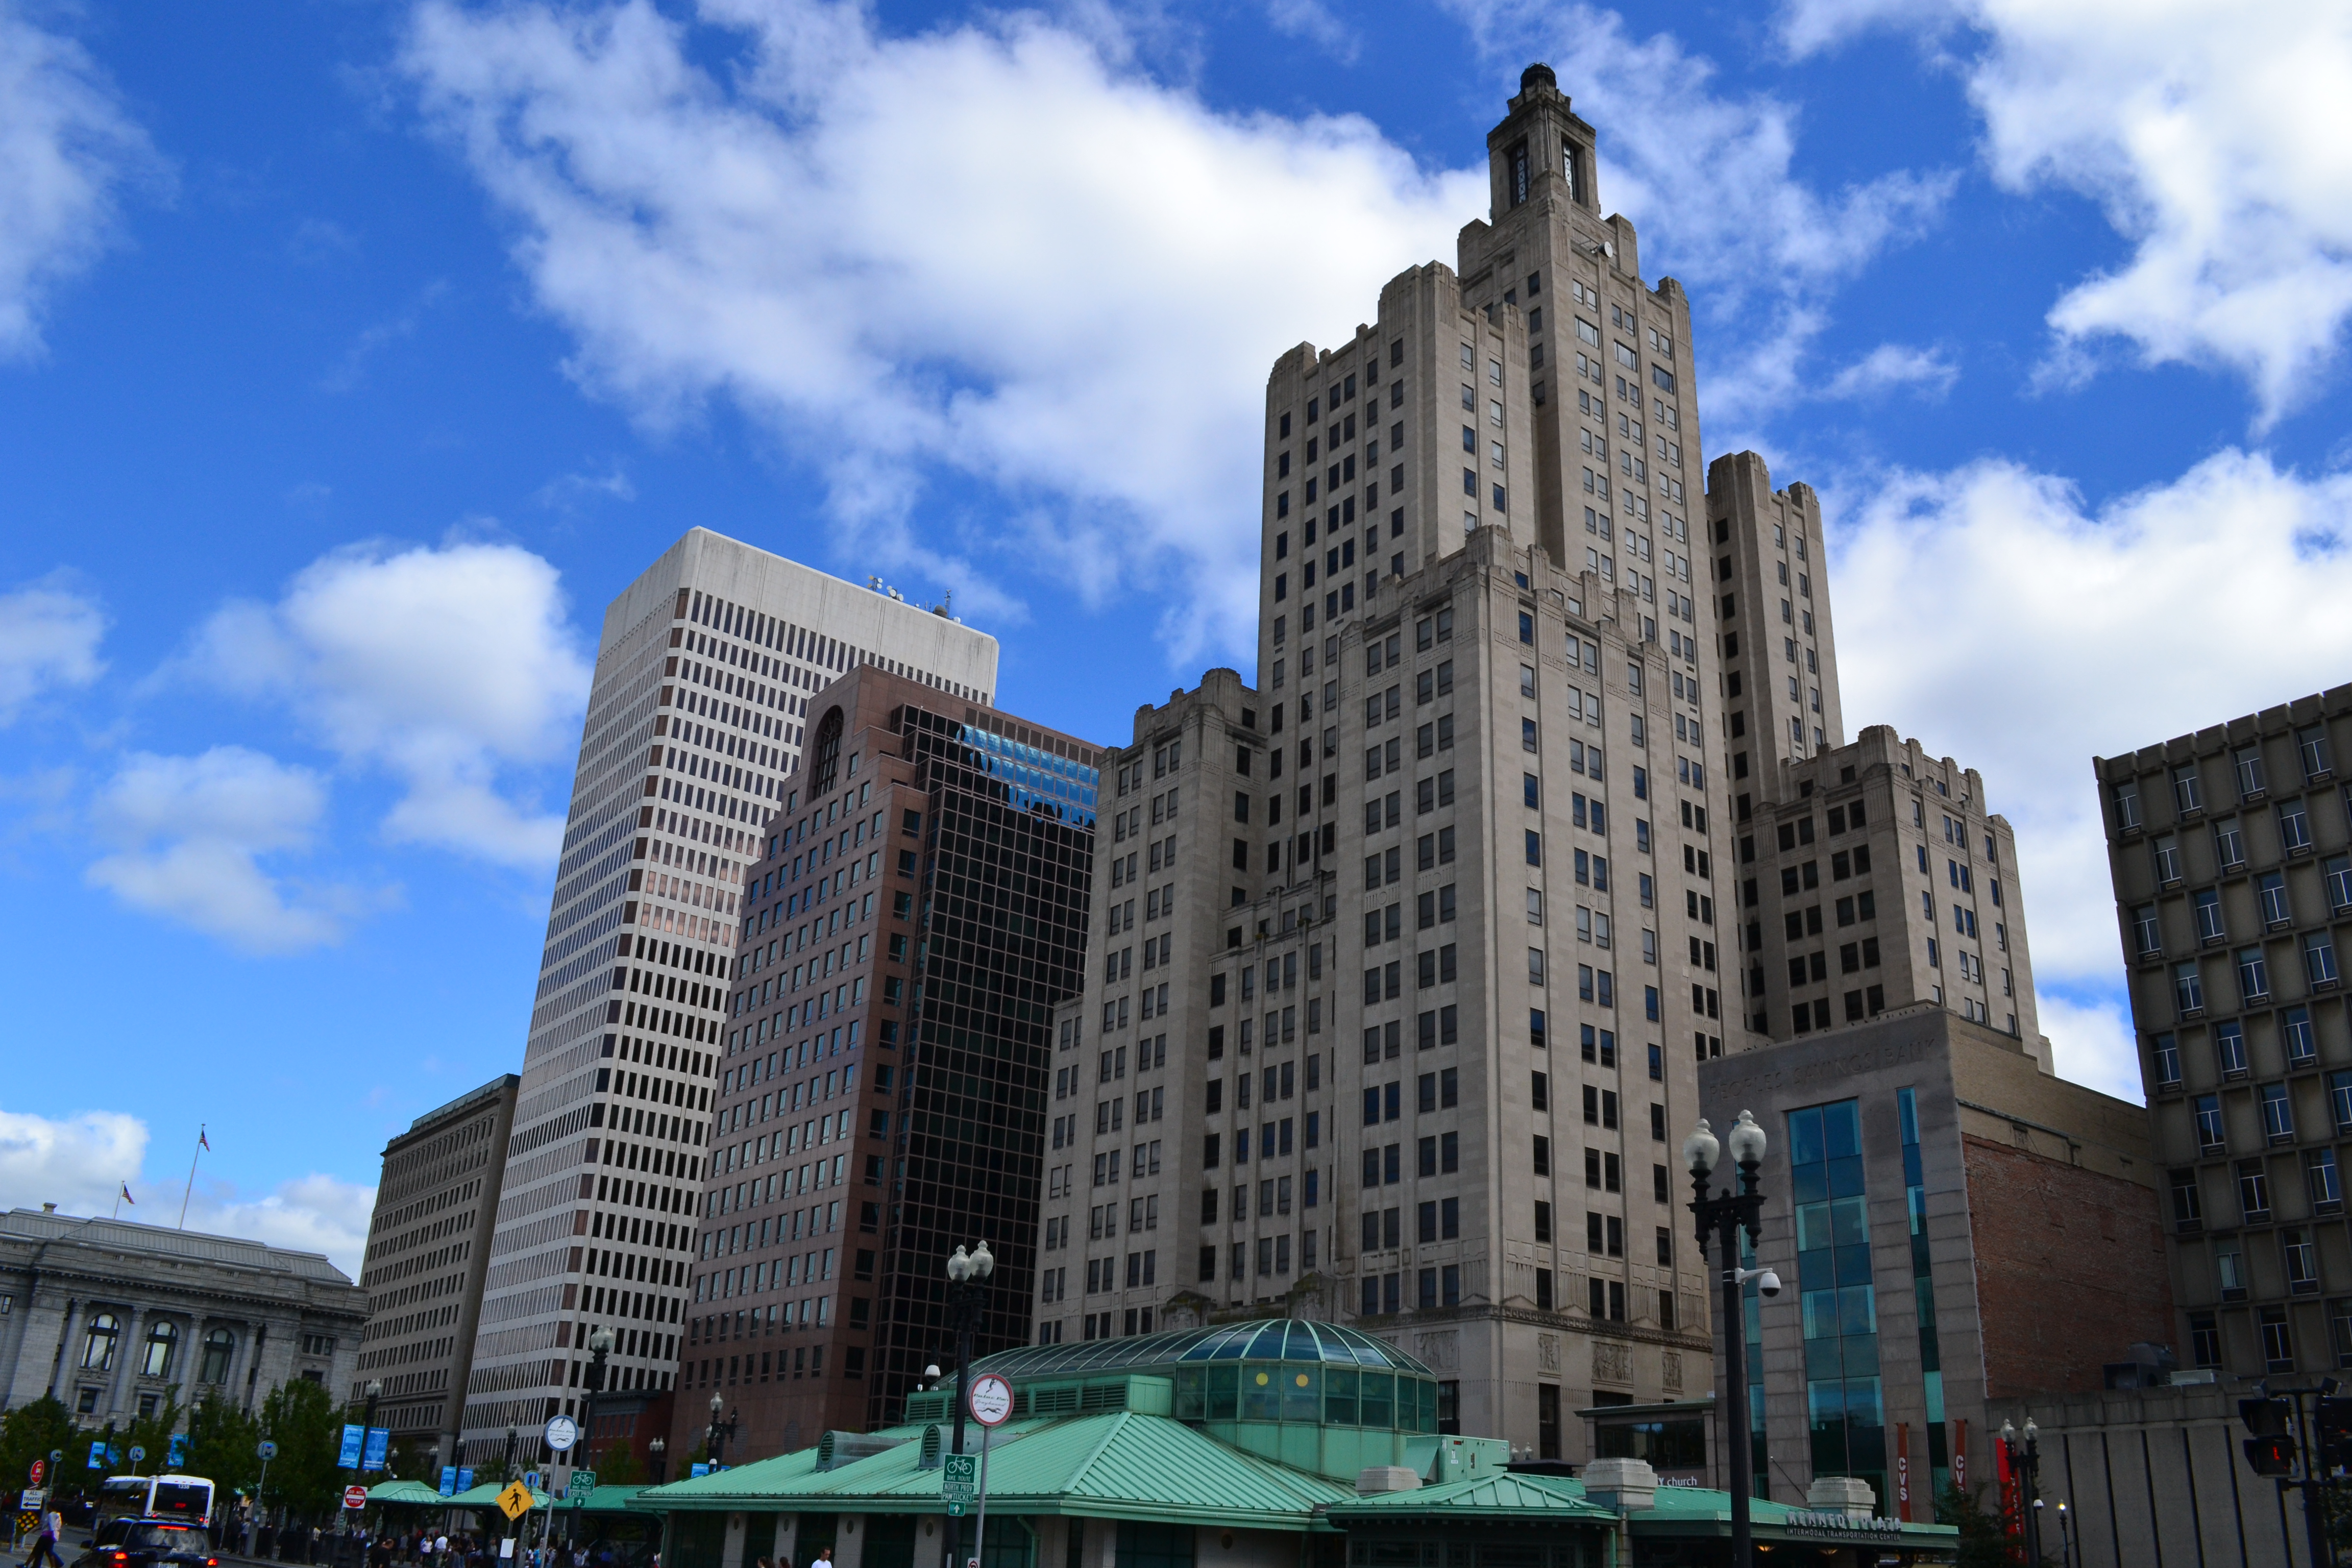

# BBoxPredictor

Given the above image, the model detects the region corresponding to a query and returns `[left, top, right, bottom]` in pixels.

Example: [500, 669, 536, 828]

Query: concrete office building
[2097, 682, 2352, 1382]
[353, 1074, 519, 1459]
[459, 529, 1000, 1465]
[1698, 1008, 2167, 1522]
[680, 664, 1099, 1458]
[1736, 725, 2046, 1059]
[0, 1207, 364, 1421]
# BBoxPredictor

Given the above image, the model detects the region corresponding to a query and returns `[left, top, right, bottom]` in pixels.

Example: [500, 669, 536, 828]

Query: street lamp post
[647, 1437, 666, 1486]
[350, 1380, 383, 1554]
[2001, 1418, 2043, 1566]
[580, 1327, 615, 1473]
[943, 1240, 995, 1568]
[503, 1427, 519, 1483]
[1685, 1112, 1780, 1568]
[705, 1394, 738, 1469]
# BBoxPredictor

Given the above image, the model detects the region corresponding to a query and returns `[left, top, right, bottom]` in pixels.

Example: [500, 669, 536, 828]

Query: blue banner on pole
[338, 1425, 364, 1469]
[439, 1467, 457, 1498]
[167, 1435, 188, 1469]
[457, 1468, 475, 1492]
[87, 1441, 109, 1471]
[362, 1429, 389, 1472]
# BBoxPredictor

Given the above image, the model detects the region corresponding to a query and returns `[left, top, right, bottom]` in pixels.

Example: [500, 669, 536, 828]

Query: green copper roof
[1322, 1470, 1620, 1523]
[972, 1318, 1430, 1381]
[364, 1481, 449, 1506]
[632, 1412, 1354, 1528]
[1327, 1470, 1959, 1546]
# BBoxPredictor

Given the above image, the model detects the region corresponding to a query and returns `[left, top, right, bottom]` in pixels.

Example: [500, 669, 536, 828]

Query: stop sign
[344, 1487, 369, 1511]
[29, 1460, 45, 1486]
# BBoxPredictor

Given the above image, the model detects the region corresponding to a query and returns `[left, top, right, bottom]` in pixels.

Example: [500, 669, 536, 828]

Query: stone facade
[354, 1073, 518, 1457]
[1698, 1007, 2165, 1520]
[0, 1207, 364, 1425]
[2097, 681, 2352, 1381]
[1736, 723, 2046, 1058]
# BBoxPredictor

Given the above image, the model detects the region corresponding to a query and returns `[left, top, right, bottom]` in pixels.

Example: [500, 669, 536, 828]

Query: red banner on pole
[1953, 1418, 1969, 1495]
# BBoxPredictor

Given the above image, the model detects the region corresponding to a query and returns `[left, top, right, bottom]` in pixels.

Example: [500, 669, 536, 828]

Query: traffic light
[2242, 1397, 2298, 1478]
[2314, 1397, 2352, 1474]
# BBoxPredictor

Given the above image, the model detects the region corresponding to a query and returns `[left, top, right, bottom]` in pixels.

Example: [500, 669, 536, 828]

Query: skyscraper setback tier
[675, 666, 1099, 1458]
[459, 529, 998, 1465]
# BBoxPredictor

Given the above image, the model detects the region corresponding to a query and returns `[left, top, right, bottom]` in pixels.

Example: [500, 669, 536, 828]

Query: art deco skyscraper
[1033, 66, 1741, 1453]
[458, 528, 998, 1465]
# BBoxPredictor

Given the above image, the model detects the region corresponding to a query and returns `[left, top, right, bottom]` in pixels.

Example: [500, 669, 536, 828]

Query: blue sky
[4, 0, 2351, 1271]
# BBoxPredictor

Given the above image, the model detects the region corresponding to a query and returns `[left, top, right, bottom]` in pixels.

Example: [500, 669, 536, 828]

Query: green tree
[259, 1379, 341, 1522]
[185, 1391, 262, 1500]
[1935, 1481, 2057, 1567]
[590, 1443, 641, 1486]
[0, 1396, 81, 1501]
[124, 1387, 186, 1475]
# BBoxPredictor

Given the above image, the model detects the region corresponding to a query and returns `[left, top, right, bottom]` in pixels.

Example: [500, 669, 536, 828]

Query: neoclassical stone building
[0, 1207, 366, 1423]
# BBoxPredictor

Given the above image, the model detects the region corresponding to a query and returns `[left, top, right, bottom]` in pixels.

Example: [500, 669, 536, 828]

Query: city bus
[95, 1475, 216, 1527]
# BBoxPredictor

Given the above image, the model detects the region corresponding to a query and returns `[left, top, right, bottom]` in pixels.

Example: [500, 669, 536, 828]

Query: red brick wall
[1962, 1134, 2174, 1398]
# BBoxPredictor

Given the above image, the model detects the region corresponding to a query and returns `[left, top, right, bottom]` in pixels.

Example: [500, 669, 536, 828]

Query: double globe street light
[1685, 1111, 1781, 1568]
[943, 1241, 995, 1568]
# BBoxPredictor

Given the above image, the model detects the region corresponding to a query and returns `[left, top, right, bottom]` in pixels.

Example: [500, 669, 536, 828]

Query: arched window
[811, 708, 844, 795]
[142, 1320, 179, 1378]
[81, 1313, 119, 1371]
[200, 1328, 236, 1385]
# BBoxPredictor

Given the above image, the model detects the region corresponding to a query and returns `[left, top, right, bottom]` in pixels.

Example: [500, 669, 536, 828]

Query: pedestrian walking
[26, 1507, 66, 1568]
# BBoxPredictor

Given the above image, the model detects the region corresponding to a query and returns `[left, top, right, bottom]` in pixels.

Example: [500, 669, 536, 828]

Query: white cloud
[1822, 342, 1957, 401]
[189, 540, 592, 868]
[1264, 0, 1359, 63]
[0, 3, 158, 359]
[1780, 0, 2352, 424]
[0, 1105, 146, 1216]
[2034, 992, 2143, 1106]
[85, 746, 364, 951]
[321, 279, 450, 393]
[1439, 3, 1952, 439]
[179, 1171, 378, 1279]
[1827, 447, 2352, 1089]
[0, 1107, 377, 1277]
[399, 0, 1486, 662]
[0, 575, 105, 722]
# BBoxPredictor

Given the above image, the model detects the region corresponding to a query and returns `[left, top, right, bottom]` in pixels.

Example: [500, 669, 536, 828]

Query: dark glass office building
[678, 664, 1098, 1457]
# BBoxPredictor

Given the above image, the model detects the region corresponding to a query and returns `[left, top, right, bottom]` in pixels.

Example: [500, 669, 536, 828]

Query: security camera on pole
[1686, 1112, 1780, 1568]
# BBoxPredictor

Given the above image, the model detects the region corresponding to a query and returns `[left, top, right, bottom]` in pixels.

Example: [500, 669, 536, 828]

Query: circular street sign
[344, 1486, 369, 1511]
[128, 1448, 145, 1464]
[257, 1442, 278, 1461]
[968, 1373, 1014, 1428]
[544, 1416, 578, 1454]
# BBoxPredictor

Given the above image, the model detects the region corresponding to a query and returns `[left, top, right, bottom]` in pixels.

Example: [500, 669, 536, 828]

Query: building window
[2194, 1093, 2225, 1153]
[2262, 1083, 2295, 1143]
[810, 707, 844, 795]
[2151, 1033, 2181, 1089]
[81, 1313, 118, 1371]
[140, 1321, 178, 1379]
[200, 1328, 236, 1384]
[2190, 1312, 2221, 1368]
[2261, 1306, 2295, 1373]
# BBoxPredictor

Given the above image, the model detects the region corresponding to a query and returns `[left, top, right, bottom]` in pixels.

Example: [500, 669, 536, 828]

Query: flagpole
[179, 1124, 206, 1230]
